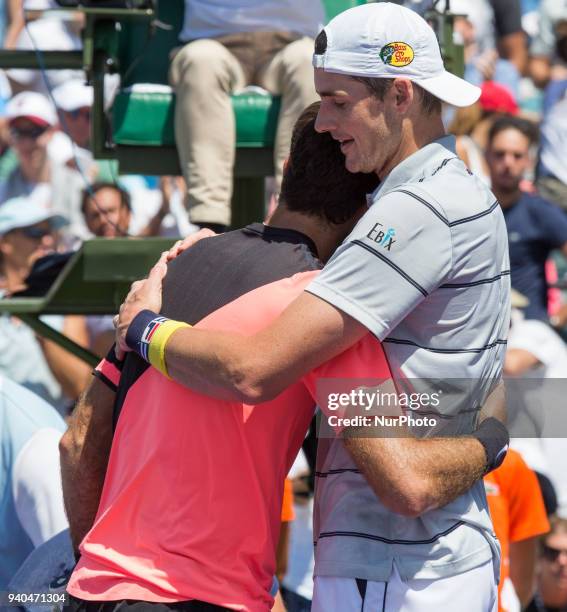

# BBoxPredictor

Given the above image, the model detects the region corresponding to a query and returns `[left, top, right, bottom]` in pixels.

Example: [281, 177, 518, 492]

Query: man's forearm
[59, 377, 115, 553]
[162, 292, 367, 403]
[343, 435, 487, 517]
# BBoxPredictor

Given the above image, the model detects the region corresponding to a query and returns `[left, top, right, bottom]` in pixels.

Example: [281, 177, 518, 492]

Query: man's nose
[315, 107, 334, 133]
[42, 232, 55, 248]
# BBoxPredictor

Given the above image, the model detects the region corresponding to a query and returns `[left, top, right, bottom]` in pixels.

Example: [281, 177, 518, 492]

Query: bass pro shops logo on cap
[379, 42, 414, 67]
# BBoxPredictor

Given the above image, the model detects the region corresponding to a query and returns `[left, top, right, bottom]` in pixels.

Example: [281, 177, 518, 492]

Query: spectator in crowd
[3, 0, 24, 49]
[0, 195, 91, 412]
[5, 0, 84, 95]
[487, 115, 567, 321]
[450, 0, 527, 98]
[526, 516, 567, 612]
[537, 92, 567, 211]
[402, 0, 528, 78]
[52, 79, 94, 176]
[0, 91, 87, 243]
[50, 77, 129, 184]
[528, 0, 567, 98]
[52, 80, 91, 151]
[484, 448, 550, 612]
[490, 0, 529, 75]
[77, 181, 176, 358]
[82, 181, 178, 240]
[81, 183, 132, 239]
[0, 374, 68, 589]
[504, 290, 567, 520]
[450, 80, 519, 182]
[169, 0, 324, 231]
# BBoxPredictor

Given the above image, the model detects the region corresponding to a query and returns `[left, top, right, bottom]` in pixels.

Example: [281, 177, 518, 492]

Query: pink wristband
[94, 357, 121, 388]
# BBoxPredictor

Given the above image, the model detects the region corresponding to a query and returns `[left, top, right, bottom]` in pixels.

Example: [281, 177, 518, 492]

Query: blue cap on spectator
[0, 196, 68, 236]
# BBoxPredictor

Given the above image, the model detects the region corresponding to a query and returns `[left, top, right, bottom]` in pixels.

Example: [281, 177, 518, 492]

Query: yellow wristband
[147, 319, 191, 378]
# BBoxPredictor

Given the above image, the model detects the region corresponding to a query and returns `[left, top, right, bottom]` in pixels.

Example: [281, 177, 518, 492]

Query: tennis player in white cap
[116, 3, 510, 610]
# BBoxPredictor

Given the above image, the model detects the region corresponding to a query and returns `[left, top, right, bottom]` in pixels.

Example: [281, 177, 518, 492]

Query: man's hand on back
[115, 229, 218, 355]
[114, 252, 168, 356]
[166, 228, 217, 262]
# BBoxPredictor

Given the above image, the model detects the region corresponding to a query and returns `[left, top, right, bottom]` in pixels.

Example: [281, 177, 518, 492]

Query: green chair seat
[112, 89, 282, 148]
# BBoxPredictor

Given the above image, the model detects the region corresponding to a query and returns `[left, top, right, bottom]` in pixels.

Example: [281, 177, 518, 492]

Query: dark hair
[280, 102, 380, 225]
[81, 182, 131, 216]
[487, 116, 539, 148]
[314, 29, 327, 55]
[351, 76, 442, 116]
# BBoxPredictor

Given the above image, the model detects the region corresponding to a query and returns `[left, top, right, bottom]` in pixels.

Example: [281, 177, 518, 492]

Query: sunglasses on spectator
[10, 125, 49, 140]
[542, 543, 567, 562]
[16, 226, 53, 239]
[66, 108, 91, 120]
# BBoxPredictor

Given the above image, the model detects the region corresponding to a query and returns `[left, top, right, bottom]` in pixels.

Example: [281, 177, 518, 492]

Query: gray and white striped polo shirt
[306, 135, 511, 582]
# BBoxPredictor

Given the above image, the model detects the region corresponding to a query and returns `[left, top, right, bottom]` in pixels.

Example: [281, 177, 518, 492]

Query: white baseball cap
[313, 2, 481, 107]
[5, 91, 57, 126]
[52, 79, 93, 112]
[0, 195, 68, 236]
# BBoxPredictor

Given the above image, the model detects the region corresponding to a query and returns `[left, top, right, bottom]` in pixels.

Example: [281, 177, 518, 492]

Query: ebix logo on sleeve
[367, 223, 396, 251]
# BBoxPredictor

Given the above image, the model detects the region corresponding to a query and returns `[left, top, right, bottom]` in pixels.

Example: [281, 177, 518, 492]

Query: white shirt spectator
[540, 95, 567, 186]
[530, 0, 567, 59]
[180, 0, 325, 41]
[508, 313, 567, 517]
[8, 3, 83, 93]
[0, 376, 68, 588]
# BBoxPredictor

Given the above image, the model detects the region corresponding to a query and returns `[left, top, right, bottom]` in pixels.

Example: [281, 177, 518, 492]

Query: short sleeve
[302, 333, 392, 403]
[491, 0, 523, 37]
[504, 451, 550, 543]
[306, 189, 453, 340]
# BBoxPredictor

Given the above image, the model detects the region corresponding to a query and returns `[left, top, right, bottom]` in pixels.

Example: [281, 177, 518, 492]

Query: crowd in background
[0, 1, 567, 611]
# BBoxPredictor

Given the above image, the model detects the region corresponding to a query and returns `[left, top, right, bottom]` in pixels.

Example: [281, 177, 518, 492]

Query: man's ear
[391, 78, 414, 114]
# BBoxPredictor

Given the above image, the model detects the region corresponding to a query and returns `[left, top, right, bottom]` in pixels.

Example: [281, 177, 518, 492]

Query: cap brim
[414, 70, 481, 107]
[46, 214, 69, 231]
[0, 213, 68, 236]
[9, 115, 52, 127]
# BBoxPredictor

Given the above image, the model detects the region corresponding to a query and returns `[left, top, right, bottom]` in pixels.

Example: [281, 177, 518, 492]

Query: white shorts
[312, 560, 497, 612]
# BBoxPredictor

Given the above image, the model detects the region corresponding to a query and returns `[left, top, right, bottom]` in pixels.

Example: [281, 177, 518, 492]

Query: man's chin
[494, 176, 520, 191]
[344, 158, 362, 174]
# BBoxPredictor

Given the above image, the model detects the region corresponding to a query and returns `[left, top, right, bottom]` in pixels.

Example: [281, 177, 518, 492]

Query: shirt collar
[372, 135, 457, 201]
